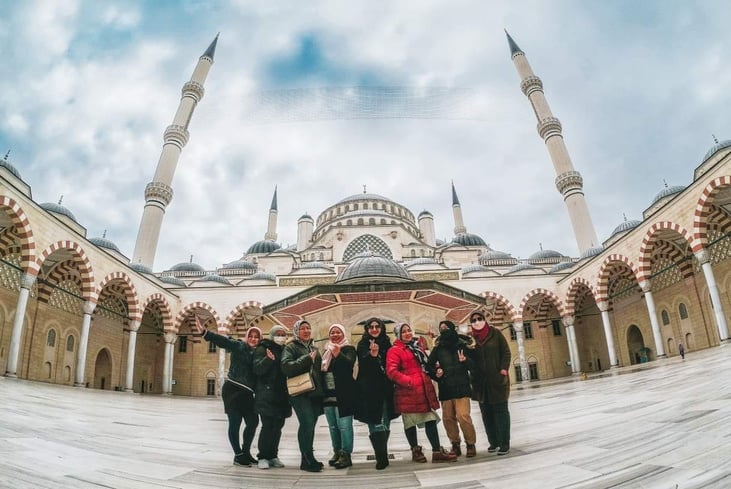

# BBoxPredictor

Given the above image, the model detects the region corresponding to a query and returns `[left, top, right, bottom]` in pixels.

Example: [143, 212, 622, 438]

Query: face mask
[273, 336, 287, 345]
[458, 325, 469, 334]
[471, 320, 486, 330]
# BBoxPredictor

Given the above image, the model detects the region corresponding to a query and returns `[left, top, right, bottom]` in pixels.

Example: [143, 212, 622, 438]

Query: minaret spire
[506, 31, 598, 253]
[132, 35, 218, 269]
[451, 181, 466, 235]
[265, 186, 278, 241]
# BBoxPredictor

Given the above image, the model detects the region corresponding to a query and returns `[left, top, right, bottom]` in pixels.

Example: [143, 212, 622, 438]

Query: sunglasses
[470, 317, 484, 323]
[368, 324, 382, 329]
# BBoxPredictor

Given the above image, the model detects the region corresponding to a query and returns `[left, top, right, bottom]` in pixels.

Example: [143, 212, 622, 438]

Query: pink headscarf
[321, 323, 349, 372]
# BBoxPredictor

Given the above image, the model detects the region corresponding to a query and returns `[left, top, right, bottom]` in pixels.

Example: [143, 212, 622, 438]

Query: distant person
[468, 311, 512, 456]
[679, 343, 686, 359]
[386, 322, 457, 463]
[194, 318, 260, 466]
[355, 317, 398, 470]
[427, 320, 478, 457]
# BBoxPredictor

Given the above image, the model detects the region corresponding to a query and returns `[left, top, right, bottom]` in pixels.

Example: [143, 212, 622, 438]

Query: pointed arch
[0, 196, 36, 274]
[637, 221, 693, 282]
[142, 293, 174, 332]
[174, 302, 221, 333]
[693, 175, 731, 252]
[596, 254, 639, 302]
[519, 288, 565, 319]
[36, 241, 95, 301]
[565, 277, 597, 317]
[478, 290, 517, 323]
[223, 300, 264, 333]
[96, 272, 141, 322]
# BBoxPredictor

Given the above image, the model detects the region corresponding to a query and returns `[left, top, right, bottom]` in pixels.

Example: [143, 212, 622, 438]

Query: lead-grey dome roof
[170, 261, 205, 272]
[529, 249, 563, 260]
[506, 262, 540, 274]
[90, 236, 120, 253]
[335, 253, 413, 284]
[479, 250, 514, 265]
[130, 263, 152, 274]
[41, 202, 77, 221]
[338, 193, 393, 204]
[610, 219, 642, 237]
[221, 259, 257, 270]
[451, 233, 486, 247]
[461, 264, 490, 275]
[702, 139, 731, 161]
[550, 261, 575, 273]
[651, 185, 685, 205]
[405, 257, 438, 267]
[580, 246, 603, 260]
[0, 154, 21, 179]
[300, 261, 333, 270]
[248, 272, 276, 281]
[160, 275, 186, 286]
[247, 240, 281, 254]
[200, 274, 230, 285]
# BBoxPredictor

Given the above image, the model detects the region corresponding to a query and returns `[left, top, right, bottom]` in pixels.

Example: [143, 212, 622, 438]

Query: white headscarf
[321, 323, 349, 372]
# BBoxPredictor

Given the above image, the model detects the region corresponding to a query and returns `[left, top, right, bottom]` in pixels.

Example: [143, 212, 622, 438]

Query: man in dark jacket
[468, 311, 512, 455]
[427, 320, 478, 457]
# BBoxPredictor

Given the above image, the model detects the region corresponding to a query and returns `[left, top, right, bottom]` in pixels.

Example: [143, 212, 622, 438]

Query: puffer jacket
[252, 339, 292, 419]
[281, 338, 324, 398]
[386, 339, 439, 414]
[426, 335, 475, 401]
[201, 330, 255, 390]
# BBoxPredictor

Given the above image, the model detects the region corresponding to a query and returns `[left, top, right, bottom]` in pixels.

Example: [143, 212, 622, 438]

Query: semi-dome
[89, 236, 120, 253]
[199, 274, 230, 285]
[506, 262, 540, 274]
[461, 264, 490, 275]
[130, 263, 152, 274]
[650, 185, 685, 205]
[170, 261, 205, 272]
[246, 240, 281, 254]
[335, 253, 413, 284]
[405, 257, 438, 267]
[247, 272, 276, 281]
[529, 249, 563, 260]
[702, 139, 731, 161]
[550, 261, 575, 273]
[579, 246, 603, 260]
[0, 153, 21, 179]
[159, 275, 186, 286]
[41, 202, 77, 222]
[221, 259, 257, 270]
[451, 233, 487, 247]
[610, 218, 642, 237]
[338, 193, 393, 204]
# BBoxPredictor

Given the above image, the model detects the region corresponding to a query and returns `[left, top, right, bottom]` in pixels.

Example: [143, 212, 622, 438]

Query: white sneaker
[269, 458, 285, 468]
[258, 459, 270, 469]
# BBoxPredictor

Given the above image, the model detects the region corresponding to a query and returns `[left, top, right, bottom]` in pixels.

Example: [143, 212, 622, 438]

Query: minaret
[452, 181, 467, 235]
[132, 34, 219, 268]
[265, 186, 278, 241]
[506, 30, 599, 253]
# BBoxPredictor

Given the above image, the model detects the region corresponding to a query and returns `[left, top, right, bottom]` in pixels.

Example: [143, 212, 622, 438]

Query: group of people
[194, 309, 512, 472]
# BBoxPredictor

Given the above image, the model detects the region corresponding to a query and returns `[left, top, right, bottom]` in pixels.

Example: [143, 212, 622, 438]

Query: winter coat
[426, 335, 475, 401]
[355, 333, 398, 424]
[201, 330, 255, 390]
[322, 345, 360, 418]
[252, 339, 292, 419]
[470, 326, 511, 404]
[281, 338, 324, 398]
[386, 339, 439, 414]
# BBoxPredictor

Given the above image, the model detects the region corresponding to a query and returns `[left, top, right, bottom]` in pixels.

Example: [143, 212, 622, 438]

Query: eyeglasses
[368, 324, 382, 329]
[470, 317, 484, 323]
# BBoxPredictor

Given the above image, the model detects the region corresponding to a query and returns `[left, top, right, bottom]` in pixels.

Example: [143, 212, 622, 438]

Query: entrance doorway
[627, 325, 648, 365]
[94, 349, 112, 389]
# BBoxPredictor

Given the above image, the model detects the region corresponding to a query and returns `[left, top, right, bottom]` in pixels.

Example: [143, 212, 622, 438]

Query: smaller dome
[406, 257, 438, 267]
[418, 210, 433, 218]
[650, 185, 685, 205]
[248, 272, 276, 281]
[170, 261, 205, 272]
[335, 253, 413, 284]
[610, 219, 642, 237]
[702, 139, 731, 161]
[130, 263, 152, 274]
[200, 274, 230, 285]
[462, 264, 490, 275]
[550, 261, 575, 273]
[435, 239, 445, 246]
[221, 259, 257, 270]
[579, 246, 603, 260]
[247, 240, 281, 254]
[41, 202, 77, 222]
[299, 213, 313, 221]
[529, 249, 563, 260]
[451, 233, 487, 247]
[300, 261, 332, 270]
[0, 153, 21, 179]
[479, 250, 512, 265]
[89, 236, 120, 253]
[160, 276, 186, 286]
[506, 262, 540, 274]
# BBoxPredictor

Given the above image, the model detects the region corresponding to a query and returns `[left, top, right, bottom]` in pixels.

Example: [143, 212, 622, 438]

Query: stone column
[512, 321, 529, 382]
[124, 320, 141, 392]
[639, 280, 666, 358]
[597, 301, 619, 367]
[696, 250, 730, 342]
[74, 301, 97, 387]
[217, 347, 226, 396]
[162, 332, 176, 395]
[5, 273, 37, 377]
[563, 316, 581, 373]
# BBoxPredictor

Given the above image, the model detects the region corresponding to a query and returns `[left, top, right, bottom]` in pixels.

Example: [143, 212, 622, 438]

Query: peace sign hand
[457, 349, 466, 362]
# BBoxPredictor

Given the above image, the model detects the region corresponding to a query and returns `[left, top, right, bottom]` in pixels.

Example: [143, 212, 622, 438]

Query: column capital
[597, 301, 609, 312]
[128, 320, 141, 332]
[512, 321, 524, 332]
[562, 315, 575, 327]
[164, 332, 177, 344]
[695, 249, 711, 265]
[83, 301, 96, 315]
[20, 273, 37, 290]
[639, 280, 652, 293]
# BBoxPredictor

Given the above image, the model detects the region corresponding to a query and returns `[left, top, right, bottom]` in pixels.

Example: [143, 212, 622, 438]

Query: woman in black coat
[355, 317, 398, 470]
[252, 325, 292, 469]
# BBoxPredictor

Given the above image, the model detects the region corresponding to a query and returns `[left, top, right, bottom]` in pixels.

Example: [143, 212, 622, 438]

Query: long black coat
[201, 330, 256, 389]
[470, 327, 511, 404]
[355, 336, 398, 424]
[426, 335, 475, 401]
[322, 345, 360, 418]
[252, 339, 292, 419]
[281, 339, 324, 398]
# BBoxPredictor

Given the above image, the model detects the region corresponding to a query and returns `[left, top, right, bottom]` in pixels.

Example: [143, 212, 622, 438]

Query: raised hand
[266, 348, 275, 360]
[331, 343, 341, 357]
[369, 339, 379, 357]
[457, 349, 466, 362]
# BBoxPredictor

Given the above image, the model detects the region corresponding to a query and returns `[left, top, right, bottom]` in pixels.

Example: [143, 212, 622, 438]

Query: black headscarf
[438, 320, 459, 349]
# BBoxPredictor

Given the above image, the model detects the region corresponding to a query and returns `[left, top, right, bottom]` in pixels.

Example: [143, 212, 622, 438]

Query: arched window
[47, 329, 56, 347]
[411, 249, 416, 257]
[354, 203, 359, 210]
[66, 335, 75, 352]
[661, 310, 670, 325]
[380, 219, 386, 225]
[347, 220, 352, 226]
[357, 218, 364, 225]
[369, 218, 375, 225]
[678, 303, 689, 320]
[363, 203, 369, 210]
[319, 252, 324, 260]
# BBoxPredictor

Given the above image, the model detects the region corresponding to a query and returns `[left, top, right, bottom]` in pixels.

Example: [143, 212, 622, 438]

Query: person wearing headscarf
[468, 311, 512, 456]
[252, 325, 292, 469]
[321, 323, 358, 469]
[355, 317, 398, 470]
[386, 322, 457, 464]
[427, 320, 477, 457]
[194, 319, 260, 466]
[281, 319, 324, 472]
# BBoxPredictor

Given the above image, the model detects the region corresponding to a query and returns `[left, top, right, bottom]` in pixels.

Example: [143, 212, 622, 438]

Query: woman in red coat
[386, 322, 457, 463]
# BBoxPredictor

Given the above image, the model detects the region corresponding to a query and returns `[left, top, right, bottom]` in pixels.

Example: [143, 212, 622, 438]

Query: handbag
[287, 371, 315, 396]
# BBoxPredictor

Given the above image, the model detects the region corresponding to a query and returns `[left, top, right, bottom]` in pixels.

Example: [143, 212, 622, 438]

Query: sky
[1, 0, 730, 272]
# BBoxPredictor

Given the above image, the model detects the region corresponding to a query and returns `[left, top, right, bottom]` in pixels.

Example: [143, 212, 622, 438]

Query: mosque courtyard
[1, 345, 730, 489]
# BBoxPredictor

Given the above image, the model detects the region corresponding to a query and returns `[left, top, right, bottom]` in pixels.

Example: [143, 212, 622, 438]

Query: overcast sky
[1, 1, 730, 272]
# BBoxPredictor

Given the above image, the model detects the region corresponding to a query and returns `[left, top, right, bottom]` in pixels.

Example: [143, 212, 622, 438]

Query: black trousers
[258, 415, 286, 460]
[479, 401, 510, 448]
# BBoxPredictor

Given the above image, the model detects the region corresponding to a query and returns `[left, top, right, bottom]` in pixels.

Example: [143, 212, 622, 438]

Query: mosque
[1, 33, 729, 397]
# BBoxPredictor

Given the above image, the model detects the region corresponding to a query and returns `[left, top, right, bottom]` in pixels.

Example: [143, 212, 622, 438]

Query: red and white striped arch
[174, 302, 221, 333]
[479, 290, 517, 323]
[637, 221, 693, 282]
[223, 300, 265, 332]
[565, 277, 597, 317]
[518, 288, 566, 320]
[141, 293, 174, 332]
[693, 175, 731, 253]
[96, 272, 141, 322]
[0, 196, 36, 274]
[596, 254, 640, 303]
[35, 241, 95, 301]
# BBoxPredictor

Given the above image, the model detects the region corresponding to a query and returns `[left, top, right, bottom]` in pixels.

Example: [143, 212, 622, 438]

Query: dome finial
[189, 254, 194, 263]
[102, 229, 107, 238]
[623, 212, 627, 222]
[713, 134, 720, 144]
[663, 179, 668, 188]
[58, 195, 64, 205]
[539, 242, 543, 251]
[363, 184, 367, 194]
[3, 150, 9, 161]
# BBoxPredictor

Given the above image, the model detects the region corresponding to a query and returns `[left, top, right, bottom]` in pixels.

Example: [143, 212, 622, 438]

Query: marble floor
[2, 345, 730, 489]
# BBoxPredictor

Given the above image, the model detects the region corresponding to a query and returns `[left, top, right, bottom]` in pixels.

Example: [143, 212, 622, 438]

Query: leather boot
[411, 445, 427, 463]
[466, 444, 477, 458]
[431, 447, 458, 463]
[300, 453, 323, 472]
[328, 450, 342, 467]
[451, 441, 462, 456]
[370, 431, 389, 470]
[334, 451, 352, 469]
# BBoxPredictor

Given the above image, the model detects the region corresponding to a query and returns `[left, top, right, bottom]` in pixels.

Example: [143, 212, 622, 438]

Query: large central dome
[337, 193, 393, 204]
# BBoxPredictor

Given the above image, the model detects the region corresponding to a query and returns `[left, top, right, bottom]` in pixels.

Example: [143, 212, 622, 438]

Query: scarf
[321, 323, 349, 372]
[472, 323, 490, 343]
[357, 317, 391, 370]
[404, 339, 429, 372]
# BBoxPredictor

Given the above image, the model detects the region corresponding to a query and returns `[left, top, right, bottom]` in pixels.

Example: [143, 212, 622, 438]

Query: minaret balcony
[520, 76, 543, 96]
[555, 171, 584, 195]
[144, 181, 174, 206]
[182, 81, 205, 102]
[537, 117, 562, 140]
[164, 125, 190, 148]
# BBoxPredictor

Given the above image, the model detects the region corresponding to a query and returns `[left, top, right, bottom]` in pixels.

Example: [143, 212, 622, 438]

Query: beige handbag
[287, 371, 315, 396]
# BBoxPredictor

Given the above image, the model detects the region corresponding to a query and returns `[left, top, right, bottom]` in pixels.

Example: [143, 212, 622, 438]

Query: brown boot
[411, 445, 427, 463]
[466, 444, 476, 458]
[451, 442, 462, 456]
[431, 447, 458, 463]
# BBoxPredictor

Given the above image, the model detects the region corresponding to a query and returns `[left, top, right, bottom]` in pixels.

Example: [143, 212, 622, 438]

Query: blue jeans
[324, 405, 354, 454]
[367, 400, 391, 434]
